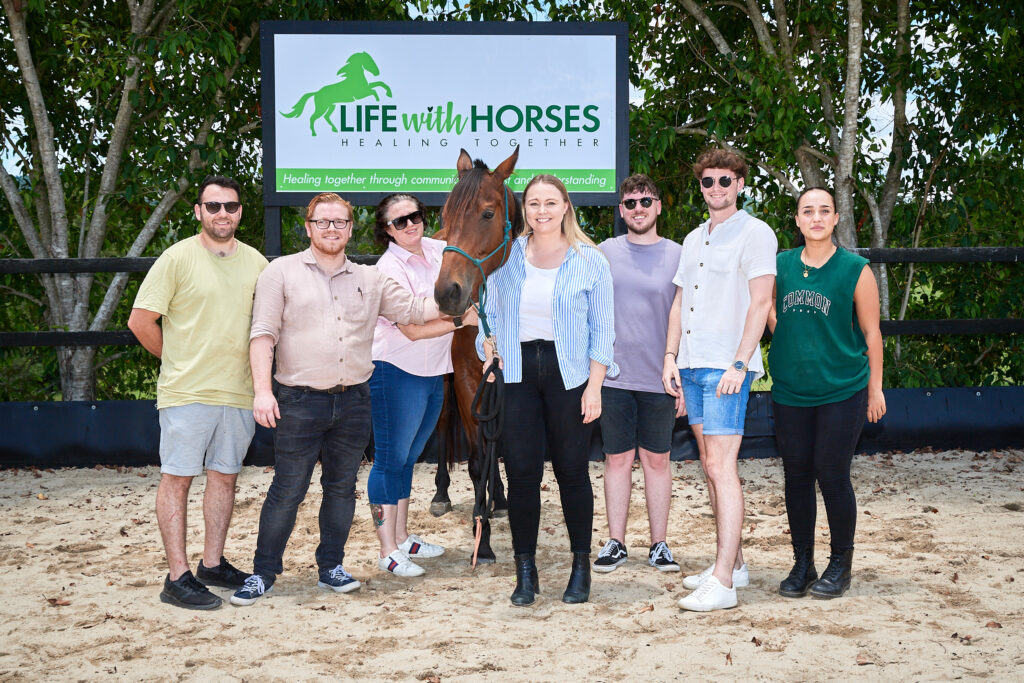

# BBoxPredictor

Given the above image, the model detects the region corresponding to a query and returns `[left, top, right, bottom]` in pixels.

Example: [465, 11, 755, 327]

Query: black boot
[778, 545, 817, 598]
[561, 552, 591, 604]
[510, 553, 539, 606]
[809, 548, 853, 599]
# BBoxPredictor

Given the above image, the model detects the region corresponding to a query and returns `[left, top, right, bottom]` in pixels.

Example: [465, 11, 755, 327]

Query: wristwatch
[453, 316, 463, 329]
[732, 360, 747, 372]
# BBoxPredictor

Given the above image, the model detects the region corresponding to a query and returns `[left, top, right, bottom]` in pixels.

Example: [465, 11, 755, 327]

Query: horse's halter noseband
[441, 184, 514, 341]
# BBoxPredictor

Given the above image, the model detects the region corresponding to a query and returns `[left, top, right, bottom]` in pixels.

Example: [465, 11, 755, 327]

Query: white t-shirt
[518, 259, 558, 341]
[672, 209, 777, 379]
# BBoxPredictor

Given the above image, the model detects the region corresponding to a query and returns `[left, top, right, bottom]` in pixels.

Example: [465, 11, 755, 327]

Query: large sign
[261, 21, 628, 206]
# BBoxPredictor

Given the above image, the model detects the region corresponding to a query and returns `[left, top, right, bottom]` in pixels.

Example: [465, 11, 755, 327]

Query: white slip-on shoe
[379, 549, 425, 577]
[678, 576, 738, 612]
[681, 562, 749, 589]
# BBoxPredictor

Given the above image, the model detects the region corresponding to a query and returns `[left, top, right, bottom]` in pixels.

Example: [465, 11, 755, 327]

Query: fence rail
[1, 247, 1021, 347]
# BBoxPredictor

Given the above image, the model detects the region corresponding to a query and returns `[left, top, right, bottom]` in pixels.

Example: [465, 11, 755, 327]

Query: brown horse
[433, 147, 523, 564]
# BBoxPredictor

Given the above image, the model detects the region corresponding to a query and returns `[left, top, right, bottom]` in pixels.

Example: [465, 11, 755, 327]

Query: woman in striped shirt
[477, 174, 618, 606]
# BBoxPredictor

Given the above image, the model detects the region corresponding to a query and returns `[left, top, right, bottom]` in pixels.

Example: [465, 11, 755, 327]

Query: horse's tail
[279, 91, 314, 118]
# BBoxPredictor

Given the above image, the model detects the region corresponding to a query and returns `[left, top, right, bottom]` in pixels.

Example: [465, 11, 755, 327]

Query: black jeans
[252, 383, 370, 580]
[772, 388, 868, 552]
[502, 340, 594, 555]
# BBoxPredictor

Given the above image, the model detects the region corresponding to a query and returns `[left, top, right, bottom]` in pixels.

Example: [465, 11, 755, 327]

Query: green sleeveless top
[769, 247, 870, 407]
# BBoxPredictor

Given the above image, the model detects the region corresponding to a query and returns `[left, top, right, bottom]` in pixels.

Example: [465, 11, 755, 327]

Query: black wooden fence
[1, 247, 1022, 467]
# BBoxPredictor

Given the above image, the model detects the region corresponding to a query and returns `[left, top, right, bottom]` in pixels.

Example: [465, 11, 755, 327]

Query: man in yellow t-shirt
[129, 175, 268, 610]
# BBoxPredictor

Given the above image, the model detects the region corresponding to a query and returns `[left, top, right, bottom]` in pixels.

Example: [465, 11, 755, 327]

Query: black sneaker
[648, 541, 681, 572]
[196, 557, 250, 589]
[593, 539, 628, 573]
[160, 571, 222, 610]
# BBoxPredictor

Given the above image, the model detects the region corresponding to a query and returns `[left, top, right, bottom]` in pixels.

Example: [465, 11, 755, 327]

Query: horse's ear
[456, 149, 473, 177]
[494, 146, 520, 183]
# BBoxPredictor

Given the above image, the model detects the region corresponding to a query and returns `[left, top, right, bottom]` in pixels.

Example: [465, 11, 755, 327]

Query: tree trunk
[57, 346, 98, 401]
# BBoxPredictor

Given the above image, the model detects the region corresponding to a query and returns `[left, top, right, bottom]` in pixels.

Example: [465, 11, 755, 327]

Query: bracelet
[664, 351, 677, 360]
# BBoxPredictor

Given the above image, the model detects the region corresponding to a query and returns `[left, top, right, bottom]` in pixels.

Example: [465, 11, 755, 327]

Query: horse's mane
[442, 159, 523, 238]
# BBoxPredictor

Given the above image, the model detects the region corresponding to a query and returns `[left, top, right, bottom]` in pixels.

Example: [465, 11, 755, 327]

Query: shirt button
[705, 241, 709, 245]
[690, 307, 694, 312]
[686, 330, 691, 334]
[699, 262, 704, 267]
[694, 285, 699, 290]
[338, 336, 342, 341]
[334, 296, 338, 300]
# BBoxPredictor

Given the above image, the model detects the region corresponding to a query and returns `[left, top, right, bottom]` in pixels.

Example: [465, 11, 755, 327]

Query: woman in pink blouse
[368, 194, 477, 578]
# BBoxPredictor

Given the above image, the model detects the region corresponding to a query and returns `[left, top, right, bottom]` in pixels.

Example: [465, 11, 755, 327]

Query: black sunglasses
[701, 175, 735, 189]
[387, 210, 424, 230]
[200, 201, 241, 214]
[621, 197, 656, 210]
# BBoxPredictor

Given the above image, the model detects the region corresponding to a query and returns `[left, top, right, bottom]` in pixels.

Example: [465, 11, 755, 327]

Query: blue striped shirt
[475, 236, 618, 389]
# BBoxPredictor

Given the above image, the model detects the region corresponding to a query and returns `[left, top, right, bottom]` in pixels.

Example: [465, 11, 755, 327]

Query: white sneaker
[379, 549, 425, 577]
[398, 533, 445, 559]
[681, 562, 749, 590]
[678, 576, 738, 612]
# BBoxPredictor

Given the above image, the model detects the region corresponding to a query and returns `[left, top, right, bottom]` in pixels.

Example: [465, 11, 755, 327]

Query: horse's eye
[482, 209, 495, 220]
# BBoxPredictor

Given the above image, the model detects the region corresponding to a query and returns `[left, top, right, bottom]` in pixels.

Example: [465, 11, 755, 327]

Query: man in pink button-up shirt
[230, 192, 443, 607]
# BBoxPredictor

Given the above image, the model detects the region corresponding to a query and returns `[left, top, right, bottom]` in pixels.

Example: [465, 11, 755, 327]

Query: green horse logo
[280, 51, 393, 136]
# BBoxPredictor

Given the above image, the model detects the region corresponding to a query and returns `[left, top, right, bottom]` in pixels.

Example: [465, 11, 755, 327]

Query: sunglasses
[701, 175, 735, 189]
[200, 201, 241, 214]
[387, 210, 424, 230]
[621, 197, 656, 210]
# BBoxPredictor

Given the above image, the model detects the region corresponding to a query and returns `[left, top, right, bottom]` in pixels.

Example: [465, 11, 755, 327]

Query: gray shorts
[158, 403, 255, 476]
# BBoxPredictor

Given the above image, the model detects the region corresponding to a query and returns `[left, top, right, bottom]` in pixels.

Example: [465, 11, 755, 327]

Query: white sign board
[261, 21, 628, 205]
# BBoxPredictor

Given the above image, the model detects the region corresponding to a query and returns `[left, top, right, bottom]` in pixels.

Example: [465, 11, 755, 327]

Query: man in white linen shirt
[662, 148, 777, 612]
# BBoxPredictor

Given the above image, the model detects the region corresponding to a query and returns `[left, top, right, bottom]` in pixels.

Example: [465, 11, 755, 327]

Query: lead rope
[443, 186, 513, 568]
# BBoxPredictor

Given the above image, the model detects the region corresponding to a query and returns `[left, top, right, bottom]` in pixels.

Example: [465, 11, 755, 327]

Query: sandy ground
[0, 449, 1022, 682]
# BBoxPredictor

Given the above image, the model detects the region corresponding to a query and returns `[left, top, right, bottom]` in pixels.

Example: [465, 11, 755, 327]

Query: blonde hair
[521, 175, 597, 252]
[305, 192, 353, 221]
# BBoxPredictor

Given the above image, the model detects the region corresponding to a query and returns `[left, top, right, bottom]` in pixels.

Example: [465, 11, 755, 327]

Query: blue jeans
[252, 383, 370, 580]
[679, 367, 755, 436]
[368, 361, 444, 505]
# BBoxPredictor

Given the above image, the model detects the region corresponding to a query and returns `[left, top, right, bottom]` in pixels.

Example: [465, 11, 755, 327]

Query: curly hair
[692, 148, 748, 181]
[374, 193, 425, 245]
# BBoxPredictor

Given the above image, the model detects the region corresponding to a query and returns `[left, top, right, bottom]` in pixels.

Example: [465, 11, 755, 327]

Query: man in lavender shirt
[594, 174, 683, 575]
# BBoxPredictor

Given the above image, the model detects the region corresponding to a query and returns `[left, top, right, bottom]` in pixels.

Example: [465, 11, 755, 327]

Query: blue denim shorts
[599, 386, 677, 454]
[679, 367, 755, 436]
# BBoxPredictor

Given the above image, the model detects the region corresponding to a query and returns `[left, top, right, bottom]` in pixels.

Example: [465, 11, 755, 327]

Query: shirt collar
[701, 208, 749, 234]
[386, 236, 442, 264]
[301, 247, 352, 274]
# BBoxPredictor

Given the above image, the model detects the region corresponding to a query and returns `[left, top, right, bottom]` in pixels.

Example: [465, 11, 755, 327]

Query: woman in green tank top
[767, 188, 886, 601]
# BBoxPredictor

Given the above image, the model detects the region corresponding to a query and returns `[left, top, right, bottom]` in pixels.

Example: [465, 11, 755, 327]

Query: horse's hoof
[430, 501, 452, 517]
[490, 508, 508, 519]
[473, 555, 496, 565]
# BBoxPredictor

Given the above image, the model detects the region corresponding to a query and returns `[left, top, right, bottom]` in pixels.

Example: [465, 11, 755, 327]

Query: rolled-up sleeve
[377, 271, 425, 325]
[250, 264, 284, 343]
[587, 259, 618, 378]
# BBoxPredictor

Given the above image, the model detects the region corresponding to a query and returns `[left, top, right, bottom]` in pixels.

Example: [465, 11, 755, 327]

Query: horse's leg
[430, 376, 455, 517]
[323, 103, 338, 133]
[369, 81, 393, 98]
[452, 330, 496, 564]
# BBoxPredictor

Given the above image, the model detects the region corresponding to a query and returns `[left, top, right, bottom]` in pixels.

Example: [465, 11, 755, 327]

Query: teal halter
[441, 184, 514, 340]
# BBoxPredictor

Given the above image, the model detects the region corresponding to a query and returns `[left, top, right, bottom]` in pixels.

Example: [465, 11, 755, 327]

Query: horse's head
[435, 147, 522, 316]
[337, 51, 379, 78]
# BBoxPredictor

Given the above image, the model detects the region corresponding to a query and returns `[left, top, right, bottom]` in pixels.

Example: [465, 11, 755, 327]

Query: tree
[0, 0, 409, 400]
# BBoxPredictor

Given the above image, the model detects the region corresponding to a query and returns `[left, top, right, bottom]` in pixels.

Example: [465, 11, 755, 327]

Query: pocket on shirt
[340, 292, 371, 324]
[709, 248, 738, 273]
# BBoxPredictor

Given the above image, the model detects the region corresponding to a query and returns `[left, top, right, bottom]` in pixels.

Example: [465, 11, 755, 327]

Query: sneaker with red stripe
[398, 533, 445, 558]
[378, 549, 424, 577]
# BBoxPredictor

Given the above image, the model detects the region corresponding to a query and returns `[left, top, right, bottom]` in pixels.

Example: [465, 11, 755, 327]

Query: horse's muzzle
[434, 280, 470, 317]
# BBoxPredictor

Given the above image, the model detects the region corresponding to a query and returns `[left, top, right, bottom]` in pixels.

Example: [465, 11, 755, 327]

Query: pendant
[802, 267, 809, 278]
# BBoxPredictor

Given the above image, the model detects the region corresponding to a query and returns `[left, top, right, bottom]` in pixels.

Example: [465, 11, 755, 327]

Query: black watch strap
[453, 316, 463, 329]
